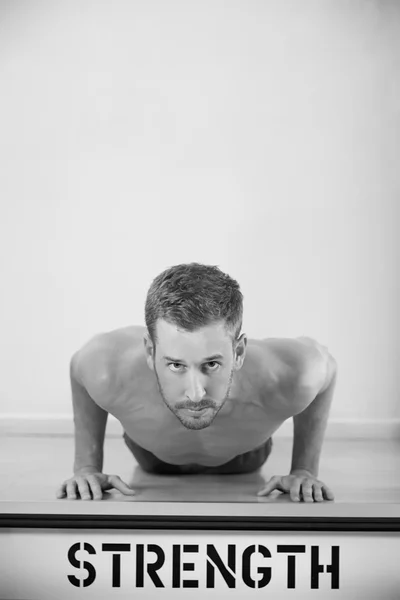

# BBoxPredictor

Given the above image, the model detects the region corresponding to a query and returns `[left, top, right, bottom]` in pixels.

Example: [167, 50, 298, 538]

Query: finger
[322, 485, 335, 501]
[257, 476, 281, 497]
[66, 480, 78, 500]
[87, 476, 104, 501]
[313, 484, 324, 502]
[300, 479, 314, 503]
[108, 475, 136, 496]
[56, 483, 67, 499]
[76, 478, 92, 501]
[290, 478, 302, 502]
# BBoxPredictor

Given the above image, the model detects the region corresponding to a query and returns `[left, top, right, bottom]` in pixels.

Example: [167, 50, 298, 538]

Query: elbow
[322, 354, 338, 393]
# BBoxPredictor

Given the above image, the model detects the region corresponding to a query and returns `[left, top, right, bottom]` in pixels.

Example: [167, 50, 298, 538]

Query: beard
[153, 367, 234, 430]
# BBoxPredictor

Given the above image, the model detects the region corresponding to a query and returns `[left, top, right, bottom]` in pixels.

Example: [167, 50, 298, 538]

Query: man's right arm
[70, 354, 108, 475]
[56, 351, 135, 500]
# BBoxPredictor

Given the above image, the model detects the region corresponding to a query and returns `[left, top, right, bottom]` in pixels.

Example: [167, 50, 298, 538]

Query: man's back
[71, 327, 328, 466]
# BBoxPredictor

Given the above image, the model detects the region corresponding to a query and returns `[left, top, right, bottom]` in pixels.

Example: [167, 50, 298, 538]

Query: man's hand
[56, 473, 136, 500]
[257, 469, 334, 502]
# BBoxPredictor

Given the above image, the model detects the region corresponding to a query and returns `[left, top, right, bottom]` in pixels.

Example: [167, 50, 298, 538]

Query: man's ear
[234, 333, 247, 370]
[143, 333, 155, 370]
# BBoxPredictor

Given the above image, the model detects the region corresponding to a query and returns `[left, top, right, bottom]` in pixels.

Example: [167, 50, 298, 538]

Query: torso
[74, 326, 329, 467]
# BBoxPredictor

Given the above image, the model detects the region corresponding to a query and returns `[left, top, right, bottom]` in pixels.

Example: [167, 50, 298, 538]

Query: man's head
[144, 263, 246, 430]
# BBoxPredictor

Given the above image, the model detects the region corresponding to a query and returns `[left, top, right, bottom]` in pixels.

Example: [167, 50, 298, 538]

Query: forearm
[71, 375, 108, 474]
[74, 410, 108, 474]
[290, 369, 337, 477]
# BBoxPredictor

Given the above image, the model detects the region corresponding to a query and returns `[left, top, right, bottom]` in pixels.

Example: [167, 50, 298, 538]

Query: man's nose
[185, 371, 206, 402]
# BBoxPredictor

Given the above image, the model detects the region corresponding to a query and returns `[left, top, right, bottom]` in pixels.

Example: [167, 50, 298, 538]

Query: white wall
[0, 0, 399, 423]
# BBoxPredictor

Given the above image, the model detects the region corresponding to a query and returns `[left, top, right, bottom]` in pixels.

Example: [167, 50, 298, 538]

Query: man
[57, 263, 337, 503]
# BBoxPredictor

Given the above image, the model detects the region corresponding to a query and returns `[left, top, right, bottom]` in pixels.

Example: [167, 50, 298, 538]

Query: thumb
[257, 475, 283, 497]
[108, 475, 136, 495]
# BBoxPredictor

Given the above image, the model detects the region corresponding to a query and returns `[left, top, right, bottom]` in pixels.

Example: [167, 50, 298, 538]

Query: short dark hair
[145, 263, 243, 344]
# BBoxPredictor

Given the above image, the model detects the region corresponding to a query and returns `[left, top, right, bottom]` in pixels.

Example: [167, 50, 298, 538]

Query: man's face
[144, 319, 247, 430]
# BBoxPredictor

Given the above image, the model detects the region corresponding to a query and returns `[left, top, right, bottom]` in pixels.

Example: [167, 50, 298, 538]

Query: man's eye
[169, 363, 184, 372]
[206, 362, 220, 370]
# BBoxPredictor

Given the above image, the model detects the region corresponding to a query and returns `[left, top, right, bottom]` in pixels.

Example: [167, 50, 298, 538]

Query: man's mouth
[182, 407, 210, 416]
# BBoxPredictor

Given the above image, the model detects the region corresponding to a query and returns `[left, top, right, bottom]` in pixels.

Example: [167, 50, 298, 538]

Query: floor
[1, 434, 400, 504]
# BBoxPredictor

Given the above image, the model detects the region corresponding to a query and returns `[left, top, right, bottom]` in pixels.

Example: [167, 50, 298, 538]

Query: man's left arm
[290, 353, 337, 478]
[258, 349, 338, 502]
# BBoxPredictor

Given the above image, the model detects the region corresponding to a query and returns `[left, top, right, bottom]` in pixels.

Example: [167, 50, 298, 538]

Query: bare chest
[107, 391, 287, 467]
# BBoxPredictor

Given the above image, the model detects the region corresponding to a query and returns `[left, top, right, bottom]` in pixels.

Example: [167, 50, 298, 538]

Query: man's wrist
[290, 467, 317, 477]
[74, 465, 102, 475]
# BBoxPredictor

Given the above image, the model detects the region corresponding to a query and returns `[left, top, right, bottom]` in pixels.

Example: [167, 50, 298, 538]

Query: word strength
[67, 542, 340, 590]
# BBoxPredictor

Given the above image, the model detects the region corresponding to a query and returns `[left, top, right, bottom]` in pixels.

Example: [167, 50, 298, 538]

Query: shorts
[123, 431, 273, 475]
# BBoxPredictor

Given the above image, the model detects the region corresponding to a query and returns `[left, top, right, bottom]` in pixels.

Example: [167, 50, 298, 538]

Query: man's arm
[56, 352, 135, 500]
[290, 354, 338, 477]
[70, 354, 108, 475]
[258, 346, 338, 502]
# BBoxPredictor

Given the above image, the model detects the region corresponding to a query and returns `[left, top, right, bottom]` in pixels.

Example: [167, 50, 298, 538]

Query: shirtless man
[57, 263, 337, 503]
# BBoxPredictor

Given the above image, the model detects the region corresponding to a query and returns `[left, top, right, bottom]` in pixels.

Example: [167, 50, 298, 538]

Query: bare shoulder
[70, 325, 146, 394]
[293, 336, 337, 392]
[253, 335, 337, 407]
